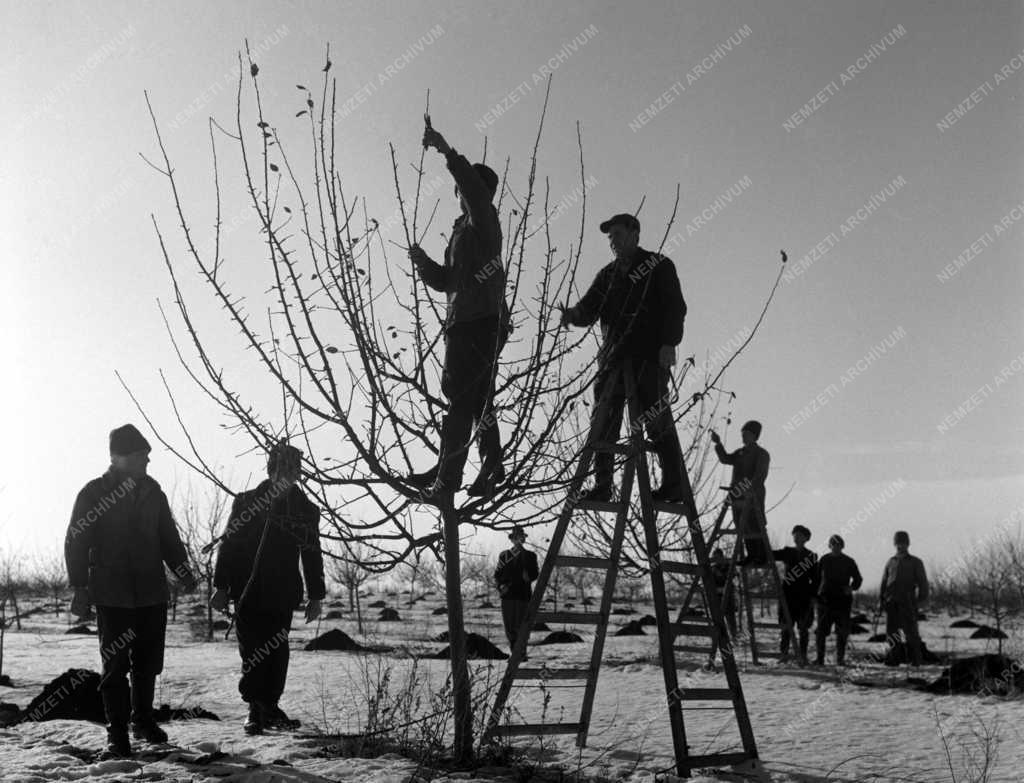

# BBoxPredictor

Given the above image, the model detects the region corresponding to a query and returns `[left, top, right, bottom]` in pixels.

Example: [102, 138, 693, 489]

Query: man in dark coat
[494, 525, 539, 654]
[879, 530, 929, 667]
[560, 213, 687, 502]
[814, 534, 863, 666]
[65, 424, 196, 758]
[211, 441, 325, 735]
[773, 524, 818, 664]
[710, 421, 771, 564]
[406, 121, 511, 502]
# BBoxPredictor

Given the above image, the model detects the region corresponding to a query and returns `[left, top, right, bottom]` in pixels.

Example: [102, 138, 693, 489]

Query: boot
[102, 683, 132, 758]
[798, 629, 810, 665]
[813, 635, 826, 666]
[131, 673, 168, 744]
[261, 702, 301, 730]
[836, 636, 848, 667]
[243, 701, 264, 735]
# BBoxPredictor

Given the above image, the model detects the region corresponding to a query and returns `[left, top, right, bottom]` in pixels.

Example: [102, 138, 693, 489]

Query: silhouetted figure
[211, 442, 325, 735]
[773, 525, 819, 664]
[814, 534, 862, 666]
[879, 530, 929, 668]
[65, 424, 196, 758]
[561, 213, 687, 502]
[406, 120, 510, 501]
[711, 422, 770, 564]
[494, 525, 539, 654]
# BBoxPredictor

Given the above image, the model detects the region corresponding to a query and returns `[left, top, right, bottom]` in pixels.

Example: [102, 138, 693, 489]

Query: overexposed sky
[3, 0, 1022, 585]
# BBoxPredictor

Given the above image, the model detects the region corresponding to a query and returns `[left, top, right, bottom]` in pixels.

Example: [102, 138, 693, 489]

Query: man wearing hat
[211, 441, 325, 735]
[65, 424, 196, 758]
[493, 525, 539, 653]
[814, 534, 863, 666]
[406, 121, 511, 502]
[772, 524, 819, 664]
[560, 212, 688, 502]
[710, 422, 771, 565]
[878, 531, 929, 668]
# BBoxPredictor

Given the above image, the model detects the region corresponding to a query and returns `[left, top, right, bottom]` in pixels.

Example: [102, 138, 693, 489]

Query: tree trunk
[442, 506, 473, 761]
[347, 581, 355, 612]
[356, 589, 364, 636]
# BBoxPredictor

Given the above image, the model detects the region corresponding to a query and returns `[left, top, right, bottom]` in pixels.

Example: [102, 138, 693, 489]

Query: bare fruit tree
[132, 44, 778, 760]
[179, 484, 231, 641]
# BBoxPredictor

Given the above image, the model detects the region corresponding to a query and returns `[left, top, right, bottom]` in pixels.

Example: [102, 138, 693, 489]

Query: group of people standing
[711, 524, 930, 668]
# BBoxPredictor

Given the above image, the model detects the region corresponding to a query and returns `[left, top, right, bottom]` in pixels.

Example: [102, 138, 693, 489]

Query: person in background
[211, 441, 325, 735]
[879, 530, 929, 669]
[65, 424, 196, 758]
[814, 534, 862, 666]
[494, 525, 540, 656]
[773, 524, 818, 665]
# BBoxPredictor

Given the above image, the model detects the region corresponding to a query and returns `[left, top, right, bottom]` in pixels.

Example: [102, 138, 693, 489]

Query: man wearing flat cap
[65, 424, 196, 758]
[772, 524, 818, 664]
[494, 525, 539, 653]
[878, 531, 928, 668]
[407, 121, 511, 502]
[560, 213, 688, 502]
[710, 421, 771, 565]
[814, 534, 862, 666]
[211, 441, 325, 735]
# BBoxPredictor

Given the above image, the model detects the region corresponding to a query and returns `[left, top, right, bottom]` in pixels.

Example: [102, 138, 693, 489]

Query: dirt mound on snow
[969, 625, 1008, 640]
[428, 632, 508, 660]
[874, 641, 942, 666]
[949, 618, 979, 628]
[304, 629, 364, 651]
[925, 654, 1022, 695]
[536, 630, 584, 645]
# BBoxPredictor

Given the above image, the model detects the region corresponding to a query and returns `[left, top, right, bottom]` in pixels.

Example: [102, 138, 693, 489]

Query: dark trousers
[438, 318, 506, 486]
[95, 604, 168, 727]
[501, 598, 530, 649]
[780, 593, 814, 658]
[730, 497, 769, 563]
[885, 600, 922, 666]
[590, 358, 684, 490]
[815, 597, 852, 664]
[235, 608, 293, 705]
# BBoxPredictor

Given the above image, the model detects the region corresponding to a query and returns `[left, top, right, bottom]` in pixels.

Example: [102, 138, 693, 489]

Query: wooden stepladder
[482, 363, 767, 780]
[673, 491, 798, 667]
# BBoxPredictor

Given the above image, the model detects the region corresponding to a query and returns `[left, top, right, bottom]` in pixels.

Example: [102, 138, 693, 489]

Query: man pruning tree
[560, 213, 688, 502]
[406, 119, 511, 502]
[710, 421, 770, 565]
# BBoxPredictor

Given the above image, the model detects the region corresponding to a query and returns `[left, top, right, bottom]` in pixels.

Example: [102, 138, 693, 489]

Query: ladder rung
[673, 644, 714, 654]
[676, 687, 735, 701]
[718, 528, 738, 534]
[752, 622, 781, 629]
[684, 751, 754, 769]
[574, 499, 624, 513]
[536, 611, 602, 625]
[660, 561, 702, 576]
[554, 555, 612, 570]
[496, 722, 582, 736]
[669, 623, 715, 637]
[515, 667, 591, 680]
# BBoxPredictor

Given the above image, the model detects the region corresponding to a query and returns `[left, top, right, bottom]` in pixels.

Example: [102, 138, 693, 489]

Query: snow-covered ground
[1, 594, 1022, 783]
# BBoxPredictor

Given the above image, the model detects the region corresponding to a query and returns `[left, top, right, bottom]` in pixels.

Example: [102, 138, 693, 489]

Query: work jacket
[880, 553, 929, 607]
[567, 247, 686, 362]
[213, 480, 326, 612]
[415, 150, 509, 331]
[494, 547, 540, 602]
[817, 552, 863, 604]
[714, 442, 770, 509]
[65, 470, 190, 608]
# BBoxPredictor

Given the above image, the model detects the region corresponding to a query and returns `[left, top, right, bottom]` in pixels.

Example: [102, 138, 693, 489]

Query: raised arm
[409, 245, 450, 292]
[564, 268, 608, 328]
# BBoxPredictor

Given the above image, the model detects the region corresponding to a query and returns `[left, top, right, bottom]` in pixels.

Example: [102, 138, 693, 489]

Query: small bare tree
[327, 542, 370, 635]
[965, 534, 1020, 657]
[32, 549, 68, 618]
[180, 484, 230, 641]
[0, 548, 25, 631]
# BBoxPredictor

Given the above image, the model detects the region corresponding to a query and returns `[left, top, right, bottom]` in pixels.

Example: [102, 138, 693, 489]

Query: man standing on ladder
[560, 213, 687, 502]
[710, 422, 770, 565]
[772, 525, 818, 664]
